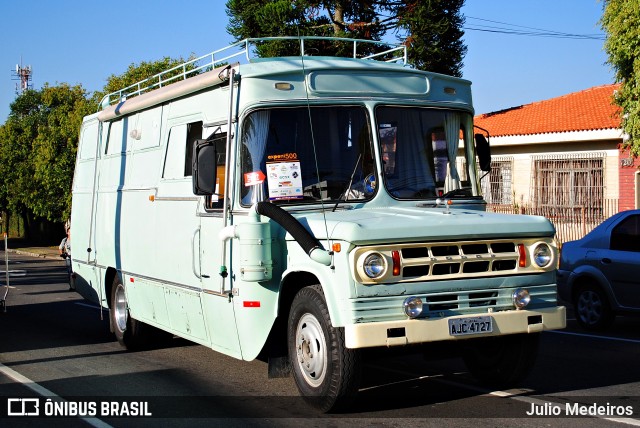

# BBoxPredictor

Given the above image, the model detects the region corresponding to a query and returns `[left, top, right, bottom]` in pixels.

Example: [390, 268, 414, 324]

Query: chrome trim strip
[74, 260, 205, 293]
[153, 196, 199, 202]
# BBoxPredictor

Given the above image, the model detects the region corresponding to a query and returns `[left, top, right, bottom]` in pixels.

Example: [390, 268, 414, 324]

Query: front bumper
[344, 306, 566, 349]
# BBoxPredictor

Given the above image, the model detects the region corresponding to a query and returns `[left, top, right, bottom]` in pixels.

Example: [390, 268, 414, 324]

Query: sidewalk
[5, 246, 61, 260]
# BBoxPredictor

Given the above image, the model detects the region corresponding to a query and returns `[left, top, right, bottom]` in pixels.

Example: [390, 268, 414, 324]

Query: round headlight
[403, 296, 423, 318]
[512, 288, 531, 309]
[363, 253, 386, 278]
[533, 243, 552, 267]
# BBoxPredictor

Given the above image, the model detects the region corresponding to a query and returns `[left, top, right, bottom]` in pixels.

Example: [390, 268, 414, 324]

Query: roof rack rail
[98, 36, 407, 110]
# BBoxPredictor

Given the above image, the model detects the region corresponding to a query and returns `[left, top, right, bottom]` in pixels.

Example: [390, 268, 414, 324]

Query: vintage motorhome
[71, 37, 565, 411]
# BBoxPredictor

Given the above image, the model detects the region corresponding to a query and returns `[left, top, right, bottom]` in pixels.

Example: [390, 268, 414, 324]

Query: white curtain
[385, 109, 434, 193]
[444, 112, 461, 191]
[243, 110, 270, 203]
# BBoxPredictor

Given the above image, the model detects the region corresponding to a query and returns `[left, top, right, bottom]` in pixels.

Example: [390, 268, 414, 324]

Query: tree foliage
[225, 0, 466, 76]
[601, 0, 640, 156]
[0, 85, 91, 225]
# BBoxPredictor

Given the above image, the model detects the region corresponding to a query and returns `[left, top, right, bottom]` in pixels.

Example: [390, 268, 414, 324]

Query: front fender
[279, 240, 355, 329]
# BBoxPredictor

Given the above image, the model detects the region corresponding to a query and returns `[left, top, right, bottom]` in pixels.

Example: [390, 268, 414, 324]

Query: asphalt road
[1, 251, 639, 427]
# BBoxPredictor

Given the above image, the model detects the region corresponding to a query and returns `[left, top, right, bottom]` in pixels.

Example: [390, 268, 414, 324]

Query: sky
[0, 0, 612, 123]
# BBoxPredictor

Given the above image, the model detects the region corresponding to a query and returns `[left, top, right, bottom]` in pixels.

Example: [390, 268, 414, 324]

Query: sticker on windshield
[267, 153, 303, 200]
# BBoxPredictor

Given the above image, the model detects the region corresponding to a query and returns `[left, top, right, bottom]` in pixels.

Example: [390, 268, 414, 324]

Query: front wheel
[462, 333, 539, 388]
[287, 285, 361, 412]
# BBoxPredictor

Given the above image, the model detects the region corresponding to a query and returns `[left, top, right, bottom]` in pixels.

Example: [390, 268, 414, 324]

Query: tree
[31, 84, 92, 222]
[0, 85, 91, 229]
[601, 0, 640, 156]
[225, 0, 466, 76]
[392, 0, 466, 77]
[0, 90, 43, 235]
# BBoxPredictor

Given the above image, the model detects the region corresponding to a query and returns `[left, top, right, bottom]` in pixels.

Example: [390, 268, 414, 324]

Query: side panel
[71, 115, 102, 304]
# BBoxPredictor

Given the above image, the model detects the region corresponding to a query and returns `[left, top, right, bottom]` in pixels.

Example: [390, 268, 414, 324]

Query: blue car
[557, 209, 640, 330]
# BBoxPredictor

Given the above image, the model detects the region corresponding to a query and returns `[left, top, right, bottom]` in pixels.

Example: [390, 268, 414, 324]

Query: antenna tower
[12, 59, 33, 95]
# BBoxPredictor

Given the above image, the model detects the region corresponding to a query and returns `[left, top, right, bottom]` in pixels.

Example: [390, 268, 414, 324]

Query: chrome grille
[400, 240, 518, 281]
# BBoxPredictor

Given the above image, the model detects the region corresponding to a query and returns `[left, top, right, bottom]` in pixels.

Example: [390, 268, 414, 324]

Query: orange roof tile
[474, 84, 621, 137]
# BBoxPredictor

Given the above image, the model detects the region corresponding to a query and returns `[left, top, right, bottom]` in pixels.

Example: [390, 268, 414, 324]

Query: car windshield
[375, 106, 479, 200]
[239, 106, 375, 206]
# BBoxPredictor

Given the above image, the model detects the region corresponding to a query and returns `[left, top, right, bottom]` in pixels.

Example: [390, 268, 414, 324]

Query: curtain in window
[444, 112, 461, 191]
[385, 109, 434, 193]
[242, 110, 270, 203]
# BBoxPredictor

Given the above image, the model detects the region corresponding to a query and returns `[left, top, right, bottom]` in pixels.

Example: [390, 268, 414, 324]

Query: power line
[464, 16, 605, 41]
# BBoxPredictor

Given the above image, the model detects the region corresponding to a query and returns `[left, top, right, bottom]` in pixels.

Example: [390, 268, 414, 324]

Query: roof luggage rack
[99, 36, 407, 110]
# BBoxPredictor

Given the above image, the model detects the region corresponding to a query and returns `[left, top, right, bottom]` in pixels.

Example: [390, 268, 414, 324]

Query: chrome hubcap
[295, 313, 327, 387]
[114, 285, 128, 332]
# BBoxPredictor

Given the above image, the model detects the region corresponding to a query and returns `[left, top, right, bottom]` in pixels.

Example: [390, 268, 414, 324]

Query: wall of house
[618, 145, 640, 210]
[487, 138, 621, 206]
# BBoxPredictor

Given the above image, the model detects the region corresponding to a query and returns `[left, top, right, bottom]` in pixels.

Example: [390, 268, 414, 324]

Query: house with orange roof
[474, 84, 639, 215]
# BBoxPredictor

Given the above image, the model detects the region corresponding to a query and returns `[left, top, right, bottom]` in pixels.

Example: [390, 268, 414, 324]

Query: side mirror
[192, 139, 217, 195]
[475, 133, 491, 172]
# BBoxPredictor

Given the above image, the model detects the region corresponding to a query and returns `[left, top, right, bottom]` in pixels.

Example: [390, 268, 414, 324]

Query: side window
[162, 121, 203, 179]
[105, 120, 124, 155]
[610, 215, 640, 252]
[79, 120, 99, 160]
[204, 132, 227, 211]
[163, 125, 188, 179]
[184, 121, 203, 177]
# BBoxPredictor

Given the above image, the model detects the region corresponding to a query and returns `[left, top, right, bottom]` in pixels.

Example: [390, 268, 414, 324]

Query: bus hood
[295, 207, 555, 245]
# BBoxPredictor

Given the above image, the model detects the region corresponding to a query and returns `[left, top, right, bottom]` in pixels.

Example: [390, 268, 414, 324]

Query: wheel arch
[262, 270, 329, 378]
[569, 266, 618, 310]
[104, 267, 119, 309]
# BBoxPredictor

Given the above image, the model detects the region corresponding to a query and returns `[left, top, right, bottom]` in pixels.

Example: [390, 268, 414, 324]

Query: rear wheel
[462, 333, 539, 388]
[110, 275, 170, 350]
[573, 283, 614, 330]
[287, 284, 361, 412]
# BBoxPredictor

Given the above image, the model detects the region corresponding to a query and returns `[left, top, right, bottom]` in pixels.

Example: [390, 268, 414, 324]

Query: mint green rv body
[71, 40, 565, 408]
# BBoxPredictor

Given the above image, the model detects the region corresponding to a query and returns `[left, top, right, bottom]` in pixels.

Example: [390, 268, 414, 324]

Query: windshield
[375, 106, 478, 200]
[240, 106, 375, 206]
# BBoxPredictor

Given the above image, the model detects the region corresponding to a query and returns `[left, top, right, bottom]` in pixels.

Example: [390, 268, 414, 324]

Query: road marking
[548, 329, 640, 345]
[0, 270, 27, 277]
[0, 362, 113, 428]
[367, 364, 640, 425]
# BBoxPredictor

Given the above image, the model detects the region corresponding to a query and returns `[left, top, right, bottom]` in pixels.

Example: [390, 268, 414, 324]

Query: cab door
[196, 127, 242, 358]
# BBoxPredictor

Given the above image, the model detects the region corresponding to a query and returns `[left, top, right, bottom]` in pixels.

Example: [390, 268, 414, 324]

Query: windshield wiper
[332, 154, 362, 212]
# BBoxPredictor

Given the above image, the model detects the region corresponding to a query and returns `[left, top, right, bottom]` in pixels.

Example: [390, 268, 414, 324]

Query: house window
[531, 153, 605, 213]
[481, 157, 513, 205]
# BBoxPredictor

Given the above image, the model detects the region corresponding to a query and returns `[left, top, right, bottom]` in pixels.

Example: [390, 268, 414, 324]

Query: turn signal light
[518, 244, 526, 267]
[392, 250, 401, 276]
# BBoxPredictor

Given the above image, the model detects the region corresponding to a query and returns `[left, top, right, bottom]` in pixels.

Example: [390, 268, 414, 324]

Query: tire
[109, 275, 170, 350]
[287, 285, 361, 412]
[573, 283, 614, 331]
[462, 333, 539, 388]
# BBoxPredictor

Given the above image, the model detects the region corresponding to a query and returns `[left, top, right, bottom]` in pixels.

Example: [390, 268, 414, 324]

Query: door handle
[601, 258, 612, 265]
[192, 227, 201, 279]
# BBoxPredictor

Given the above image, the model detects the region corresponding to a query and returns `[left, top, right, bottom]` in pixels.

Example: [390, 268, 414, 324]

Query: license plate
[448, 316, 493, 336]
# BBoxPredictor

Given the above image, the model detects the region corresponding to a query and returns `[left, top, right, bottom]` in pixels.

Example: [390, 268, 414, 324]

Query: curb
[5, 248, 60, 260]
